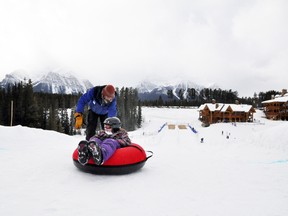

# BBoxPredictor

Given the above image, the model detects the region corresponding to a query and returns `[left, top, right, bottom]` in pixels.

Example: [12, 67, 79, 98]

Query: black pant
[86, 110, 108, 140]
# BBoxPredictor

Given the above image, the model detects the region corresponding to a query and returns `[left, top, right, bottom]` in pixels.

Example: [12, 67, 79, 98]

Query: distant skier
[200, 138, 204, 143]
[77, 117, 131, 165]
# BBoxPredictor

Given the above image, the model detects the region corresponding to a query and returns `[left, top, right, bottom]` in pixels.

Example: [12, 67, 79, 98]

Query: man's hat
[102, 85, 115, 98]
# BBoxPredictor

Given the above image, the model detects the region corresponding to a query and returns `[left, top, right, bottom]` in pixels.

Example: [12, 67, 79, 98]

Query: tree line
[141, 87, 281, 107]
[0, 80, 142, 135]
[0, 81, 281, 134]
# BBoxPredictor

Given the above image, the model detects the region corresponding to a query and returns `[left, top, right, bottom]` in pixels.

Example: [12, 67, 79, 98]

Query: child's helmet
[104, 117, 121, 129]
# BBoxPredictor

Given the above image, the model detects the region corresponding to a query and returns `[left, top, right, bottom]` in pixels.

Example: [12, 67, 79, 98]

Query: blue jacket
[76, 85, 117, 117]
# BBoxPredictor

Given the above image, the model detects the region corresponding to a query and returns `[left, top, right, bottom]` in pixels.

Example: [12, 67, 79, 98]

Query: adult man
[74, 84, 117, 140]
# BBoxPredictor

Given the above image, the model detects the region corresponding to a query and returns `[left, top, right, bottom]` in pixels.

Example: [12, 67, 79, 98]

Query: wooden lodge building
[261, 89, 288, 120]
[198, 100, 255, 124]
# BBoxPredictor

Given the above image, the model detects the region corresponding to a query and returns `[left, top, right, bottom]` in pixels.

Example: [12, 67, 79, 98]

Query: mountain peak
[136, 79, 221, 101]
[0, 71, 93, 94]
[137, 80, 204, 93]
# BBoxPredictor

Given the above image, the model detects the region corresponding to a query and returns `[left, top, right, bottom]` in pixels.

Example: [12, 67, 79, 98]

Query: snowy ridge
[137, 80, 158, 93]
[0, 70, 93, 94]
[137, 80, 203, 94]
[0, 70, 31, 87]
[137, 79, 205, 101]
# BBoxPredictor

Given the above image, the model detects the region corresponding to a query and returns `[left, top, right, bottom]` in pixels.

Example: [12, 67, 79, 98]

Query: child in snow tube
[77, 117, 131, 166]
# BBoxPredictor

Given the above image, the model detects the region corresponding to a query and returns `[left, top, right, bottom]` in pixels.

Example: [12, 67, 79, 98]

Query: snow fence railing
[188, 124, 198, 133]
[158, 123, 167, 133]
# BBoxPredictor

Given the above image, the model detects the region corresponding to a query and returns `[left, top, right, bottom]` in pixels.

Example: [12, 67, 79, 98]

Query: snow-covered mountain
[32, 72, 93, 94]
[0, 70, 93, 94]
[137, 80, 206, 101]
[0, 70, 30, 88]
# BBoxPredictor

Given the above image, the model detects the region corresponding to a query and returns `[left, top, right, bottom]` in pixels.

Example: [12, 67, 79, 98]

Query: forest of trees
[141, 87, 280, 108]
[0, 81, 142, 135]
[0, 81, 280, 135]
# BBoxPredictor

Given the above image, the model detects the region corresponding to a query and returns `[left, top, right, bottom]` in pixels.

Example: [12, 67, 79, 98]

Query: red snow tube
[72, 143, 153, 175]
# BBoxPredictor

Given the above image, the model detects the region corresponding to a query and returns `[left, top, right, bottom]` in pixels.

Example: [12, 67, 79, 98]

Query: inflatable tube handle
[146, 151, 153, 160]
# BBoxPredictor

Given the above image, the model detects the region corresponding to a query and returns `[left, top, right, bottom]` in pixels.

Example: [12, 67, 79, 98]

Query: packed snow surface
[1, 107, 288, 216]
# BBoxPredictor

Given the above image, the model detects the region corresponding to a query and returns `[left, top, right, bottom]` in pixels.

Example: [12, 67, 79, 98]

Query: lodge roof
[199, 103, 254, 112]
[262, 94, 288, 104]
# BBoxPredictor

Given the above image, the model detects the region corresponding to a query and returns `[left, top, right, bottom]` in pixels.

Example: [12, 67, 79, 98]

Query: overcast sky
[0, 0, 287, 97]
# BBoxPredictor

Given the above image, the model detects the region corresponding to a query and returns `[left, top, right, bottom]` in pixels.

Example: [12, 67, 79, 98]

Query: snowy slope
[0, 108, 288, 216]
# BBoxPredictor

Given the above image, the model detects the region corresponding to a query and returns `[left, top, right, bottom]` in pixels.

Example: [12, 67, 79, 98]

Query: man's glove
[74, 112, 83, 129]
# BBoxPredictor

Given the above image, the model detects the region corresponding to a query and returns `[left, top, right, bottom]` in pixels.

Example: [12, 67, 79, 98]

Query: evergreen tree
[116, 87, 141, 131]
[61, 109, 70, 134]
[22, 80, 39, 127]
[4, 85, 12, 126]
[0, 88, 3, 124]
[157, 96, 164, 107]
[136, 100, 141, 128]
[13, 82, 24, 125]
[47, 101, 58, 131]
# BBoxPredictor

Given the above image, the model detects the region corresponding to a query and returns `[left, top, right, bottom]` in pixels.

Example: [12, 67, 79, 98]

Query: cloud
[0, 0, 287, 97]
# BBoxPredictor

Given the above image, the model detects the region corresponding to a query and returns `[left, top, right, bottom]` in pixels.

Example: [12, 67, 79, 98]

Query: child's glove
[74, 112, 83, 129]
